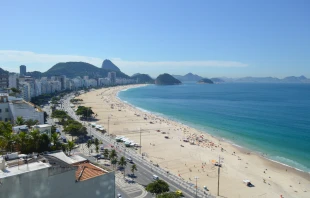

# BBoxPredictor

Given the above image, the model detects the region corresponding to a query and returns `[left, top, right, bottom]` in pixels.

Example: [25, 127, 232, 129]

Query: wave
[268, 156, 310, 173]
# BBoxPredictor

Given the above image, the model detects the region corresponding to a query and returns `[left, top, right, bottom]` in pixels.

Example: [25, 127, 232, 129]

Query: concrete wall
[1, 167, 115, 198]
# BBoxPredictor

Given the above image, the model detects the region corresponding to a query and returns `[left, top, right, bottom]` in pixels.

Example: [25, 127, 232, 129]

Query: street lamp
[194, 176, 199, 198]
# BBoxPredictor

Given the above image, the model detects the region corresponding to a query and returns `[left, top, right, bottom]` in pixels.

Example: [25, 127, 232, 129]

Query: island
[197, 78, 214, 84]
[155, 73, 182, 85]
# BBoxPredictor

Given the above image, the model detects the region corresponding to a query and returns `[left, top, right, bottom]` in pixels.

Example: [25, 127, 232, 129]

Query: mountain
[215, 76, 309, 83]
[45, 62, 129, 78]
[198, 78, 214, 84]
[155, 73, 182, 85]
[173, 73, 203, 82]
[283, 76, 308, 83]
[210, 78, 225, 83]
[101, 59, 120, 72]
[0, 67, 8, 74]
[131, 74, 154, 84]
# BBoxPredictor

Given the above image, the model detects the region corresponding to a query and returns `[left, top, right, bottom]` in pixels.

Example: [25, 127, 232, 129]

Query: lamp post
[194, 176, 199, 198]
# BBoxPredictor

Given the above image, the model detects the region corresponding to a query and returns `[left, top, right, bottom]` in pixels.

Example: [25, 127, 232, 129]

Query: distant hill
[101, 59, 121, 72]
[198, 78, 214, 84]
[216, 76, 309, 83]
[0, 67, 8, 74]
[173, 73, 203, 82]
[155, 73, 181, 85]
[131, 74, 154, 84]
[43, 62, 129, 79]
[210, 78, 225, 83]
[26, 71, 43, 79]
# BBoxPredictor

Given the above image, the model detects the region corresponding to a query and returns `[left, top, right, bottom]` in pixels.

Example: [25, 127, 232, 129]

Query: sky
[0, 0, 309, 78]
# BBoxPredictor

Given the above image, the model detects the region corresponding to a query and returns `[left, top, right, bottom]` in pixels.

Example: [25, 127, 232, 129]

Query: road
[46, 93, 213, 198]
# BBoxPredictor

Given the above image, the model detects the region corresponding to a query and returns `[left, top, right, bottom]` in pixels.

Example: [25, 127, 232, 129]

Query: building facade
[20, 65, 26, 76]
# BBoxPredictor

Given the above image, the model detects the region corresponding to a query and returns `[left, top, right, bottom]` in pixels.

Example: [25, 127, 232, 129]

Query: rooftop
[0, 160, 51, 179]
[34, 124, 52, 128]
[75, 162, 108, 182]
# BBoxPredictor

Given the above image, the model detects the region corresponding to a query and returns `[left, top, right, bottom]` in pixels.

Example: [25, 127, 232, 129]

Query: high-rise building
[108, 72, 116, 85]
[0, 73, 9, 90]
[20, 65, 26, 76]
[8, 73, 18, 88]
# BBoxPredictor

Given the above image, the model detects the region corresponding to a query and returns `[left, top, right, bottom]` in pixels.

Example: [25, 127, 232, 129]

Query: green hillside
[155, 73, 181, 85]
[44, 62, 129, 78]
[131, 74, 154, 84]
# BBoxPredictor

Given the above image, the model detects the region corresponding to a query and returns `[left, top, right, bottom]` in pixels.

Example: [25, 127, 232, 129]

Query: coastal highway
[60, 93, 212, 198]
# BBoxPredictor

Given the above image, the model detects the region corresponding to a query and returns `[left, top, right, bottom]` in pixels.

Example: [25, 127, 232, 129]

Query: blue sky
[0, 0, 309, 78]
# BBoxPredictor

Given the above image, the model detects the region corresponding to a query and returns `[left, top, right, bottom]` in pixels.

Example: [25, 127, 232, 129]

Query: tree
[109, 149, 117, 159]
[67, 140, 75, 155]
[145, 180, 170, 196]
[15, 116, 25, 126]
[51, 132, 61, 151]
[63, 124, 87, 137]
[118, 156, 127, 177]
[156, 192, 181, 198]
[25, 119, 39, 128]
[103, 149, 109, 159]
[76, 106, 94, 119]
[94, 138, 99, 153]
[111, 157, 118, 170]
[87, 139, 92, 155]
[29, 129, 41, 151]
[51, 110, 68, 120]
[131, 164, 137, 176]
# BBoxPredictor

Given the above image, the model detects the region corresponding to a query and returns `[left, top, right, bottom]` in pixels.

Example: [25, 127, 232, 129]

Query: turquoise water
[118, 83, 310, 172]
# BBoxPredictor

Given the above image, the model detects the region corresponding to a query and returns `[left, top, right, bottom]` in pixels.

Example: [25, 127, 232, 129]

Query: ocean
[118, 83, 310, 172]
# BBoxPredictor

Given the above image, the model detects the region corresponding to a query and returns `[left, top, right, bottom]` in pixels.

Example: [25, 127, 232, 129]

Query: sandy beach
[76, 84, 310, 198]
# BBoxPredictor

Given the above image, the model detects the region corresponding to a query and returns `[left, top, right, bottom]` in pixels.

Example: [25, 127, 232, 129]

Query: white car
[117, 193, 122, 198]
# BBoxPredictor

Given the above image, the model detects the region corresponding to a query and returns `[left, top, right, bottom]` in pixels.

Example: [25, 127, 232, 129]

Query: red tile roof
[75, 162, 107, 182]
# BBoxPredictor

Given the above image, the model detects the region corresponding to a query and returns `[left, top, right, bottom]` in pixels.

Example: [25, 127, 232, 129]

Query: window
[5, 118, 7, 122]
[0, 117, 2, 121]
[0, 109, 2, 113]
[5, 108, 8, 112]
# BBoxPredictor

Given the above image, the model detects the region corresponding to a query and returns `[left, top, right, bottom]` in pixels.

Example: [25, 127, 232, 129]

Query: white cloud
[0, 50, 248, 72]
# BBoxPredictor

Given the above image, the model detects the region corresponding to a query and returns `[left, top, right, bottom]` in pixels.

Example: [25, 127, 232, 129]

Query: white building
[108, 72, 116, 85]
[9, 99, 44, 124]
[32, 124, 52, 137]
[0, 152, 115, 198]
[19, 82, 30, 101]
[8, 73, 18, 88]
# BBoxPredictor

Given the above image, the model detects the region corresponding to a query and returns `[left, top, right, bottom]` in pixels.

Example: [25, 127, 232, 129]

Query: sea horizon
[118, 82, 310, 173]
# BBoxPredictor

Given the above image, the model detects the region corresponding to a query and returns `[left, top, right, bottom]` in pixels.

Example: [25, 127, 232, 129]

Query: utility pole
[139, 128, 141, 155]
[217, 155, 221, 196]
[108, 116, 110, 137]
[194, 176, 199, 198]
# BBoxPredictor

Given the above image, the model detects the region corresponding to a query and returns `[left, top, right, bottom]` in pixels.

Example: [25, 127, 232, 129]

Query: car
[127, 157, 133, 163]
[117, 193, 122, 198]
[152, 175, 159, 180]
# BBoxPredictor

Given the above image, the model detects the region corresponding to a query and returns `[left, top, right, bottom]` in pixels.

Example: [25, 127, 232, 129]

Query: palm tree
[118, 156, 127, 178]
[94, 138, 99, 153]
[109, 149, 117, 159]
[29, 129, 41, 151]
[15, 116, 25, 126]
[67, 140, 75, 155]
[86, 139, 92, 155]
[111, 158, 118, 170]
[25, 119, 39, 128]
[103, 149, 109, 159]
[16, 132, 30, 153]
[131, 164, 137, 177]
[51, 132, 59, 150]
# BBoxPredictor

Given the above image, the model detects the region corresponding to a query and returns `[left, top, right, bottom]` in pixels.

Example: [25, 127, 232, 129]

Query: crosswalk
[115, 173, 148, 198]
